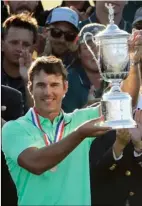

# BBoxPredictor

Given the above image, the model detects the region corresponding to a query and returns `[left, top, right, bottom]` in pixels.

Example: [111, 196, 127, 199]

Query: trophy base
[100, 90, 137, 129]
[99, 120, 137, 129]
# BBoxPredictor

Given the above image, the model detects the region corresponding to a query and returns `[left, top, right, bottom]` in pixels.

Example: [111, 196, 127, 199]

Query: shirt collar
[26, 108, 72, 125]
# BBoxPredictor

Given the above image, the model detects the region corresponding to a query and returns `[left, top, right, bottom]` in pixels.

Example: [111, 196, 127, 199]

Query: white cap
[46, 7, 79, 31]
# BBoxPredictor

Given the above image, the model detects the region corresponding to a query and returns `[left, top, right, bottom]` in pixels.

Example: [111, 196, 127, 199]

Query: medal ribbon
[31, 108, 64, 146]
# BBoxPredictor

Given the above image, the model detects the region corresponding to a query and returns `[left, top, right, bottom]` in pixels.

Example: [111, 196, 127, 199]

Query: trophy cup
[83, 3, 136, 129]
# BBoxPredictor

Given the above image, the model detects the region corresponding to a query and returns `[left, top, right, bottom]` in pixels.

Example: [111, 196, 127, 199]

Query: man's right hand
[19, 49, 32, 81]
[70, 6, 93, 21]
[113, 129, 131, 158]
[76, 116, 112, 139]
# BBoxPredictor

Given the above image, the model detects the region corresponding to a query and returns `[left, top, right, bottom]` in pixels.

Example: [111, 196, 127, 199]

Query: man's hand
[19, 49, 32, 81]
[113, 129, 131, 158]
[76, 116, 112, 139]
[33, 27, 48, 55]
[70, 6, 93, 21]
[129, 29, 142, 62]
[129, 109, 142, 153]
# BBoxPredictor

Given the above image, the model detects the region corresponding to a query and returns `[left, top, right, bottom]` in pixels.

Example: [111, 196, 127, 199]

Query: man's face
[79, 41, 98, 72]
[48, 22, 78, 57]
[30, 70, 68, 115]
[2, 27, 34, 66]
[96, 1, 127, 15]
[8, 1, 38, 14]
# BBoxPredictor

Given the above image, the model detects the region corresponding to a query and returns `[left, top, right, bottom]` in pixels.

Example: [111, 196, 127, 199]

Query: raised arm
[121, 29, 142, 107]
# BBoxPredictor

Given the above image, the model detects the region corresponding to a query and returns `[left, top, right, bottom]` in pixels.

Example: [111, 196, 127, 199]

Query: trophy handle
[83, 32, 108, 82]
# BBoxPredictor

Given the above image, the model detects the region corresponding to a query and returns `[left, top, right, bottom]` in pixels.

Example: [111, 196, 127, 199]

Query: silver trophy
[84, 3, 136, 129]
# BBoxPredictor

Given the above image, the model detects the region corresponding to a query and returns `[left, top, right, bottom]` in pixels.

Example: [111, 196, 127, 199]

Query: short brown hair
[28, 56, 68, 89]
[3, 13, 38, 43]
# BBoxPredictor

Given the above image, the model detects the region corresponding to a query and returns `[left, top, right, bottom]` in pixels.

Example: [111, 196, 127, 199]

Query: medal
[31, 108, 64, 172]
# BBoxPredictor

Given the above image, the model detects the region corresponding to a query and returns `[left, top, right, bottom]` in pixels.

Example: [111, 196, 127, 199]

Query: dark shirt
[1, 149, 18, 206]
[1, 85, 24, 206]
[123, 1, 142, 24]
[62, 59, 107, 113]
[90, 131, 142, 206]
[62, 60, 91, 113]
[1, 85, 24, 121]
[1, 68, 28, 113]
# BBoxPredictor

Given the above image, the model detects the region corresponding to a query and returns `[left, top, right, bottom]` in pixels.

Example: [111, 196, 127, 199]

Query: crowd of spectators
[1, 1, 142, 206]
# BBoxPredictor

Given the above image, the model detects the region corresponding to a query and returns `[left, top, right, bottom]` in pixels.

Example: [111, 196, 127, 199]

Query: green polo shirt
[2, 107, 100, 206]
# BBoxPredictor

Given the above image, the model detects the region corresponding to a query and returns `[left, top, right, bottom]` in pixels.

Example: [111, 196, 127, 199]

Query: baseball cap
[78, 23, 106, 44]
[132, 7, 142, 26]
[46, 7, 79, 31]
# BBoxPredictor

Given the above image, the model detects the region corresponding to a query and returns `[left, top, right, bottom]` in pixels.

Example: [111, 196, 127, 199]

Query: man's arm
[121, 63, 141, 107]
[1, 85, 24, 120]
[18, 117, 111, 175]
[18, 130, 85, 175]
[121, 29, 142, 107]
[2, 117, 111, 175]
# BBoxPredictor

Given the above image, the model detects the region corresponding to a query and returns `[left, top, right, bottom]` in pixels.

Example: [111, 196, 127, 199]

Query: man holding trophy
[1, 3, 142, 206]
[82, 3, 142, 206]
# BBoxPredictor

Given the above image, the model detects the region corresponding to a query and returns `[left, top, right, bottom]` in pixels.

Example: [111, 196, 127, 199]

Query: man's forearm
[18, 130, 85, 175]
[121, 64, 141, 107]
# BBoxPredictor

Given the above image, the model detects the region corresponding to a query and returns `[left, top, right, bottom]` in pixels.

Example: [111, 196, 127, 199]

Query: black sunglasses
[50, 28, 77, 42]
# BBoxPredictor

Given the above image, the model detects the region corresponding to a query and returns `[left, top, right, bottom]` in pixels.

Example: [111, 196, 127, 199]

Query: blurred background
[42, 0, 94, 9]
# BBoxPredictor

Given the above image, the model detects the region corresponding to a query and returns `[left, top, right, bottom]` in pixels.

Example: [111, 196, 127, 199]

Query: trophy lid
[95, 24, 130, 39]
[95, 3, 130, 40]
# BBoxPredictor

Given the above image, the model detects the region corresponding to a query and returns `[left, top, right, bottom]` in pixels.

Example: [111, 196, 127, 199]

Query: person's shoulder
[2, 120, 20, 137]
[64, 106, 100, 121]
[2, 115, 25, 131]
[2, 85, 22, 99]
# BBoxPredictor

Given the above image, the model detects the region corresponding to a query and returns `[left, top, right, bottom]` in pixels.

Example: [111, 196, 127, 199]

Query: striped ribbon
[31, 108, 64, 146]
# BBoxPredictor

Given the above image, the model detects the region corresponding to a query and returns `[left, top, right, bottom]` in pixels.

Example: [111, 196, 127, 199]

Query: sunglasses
[50, 28, 77, 42]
